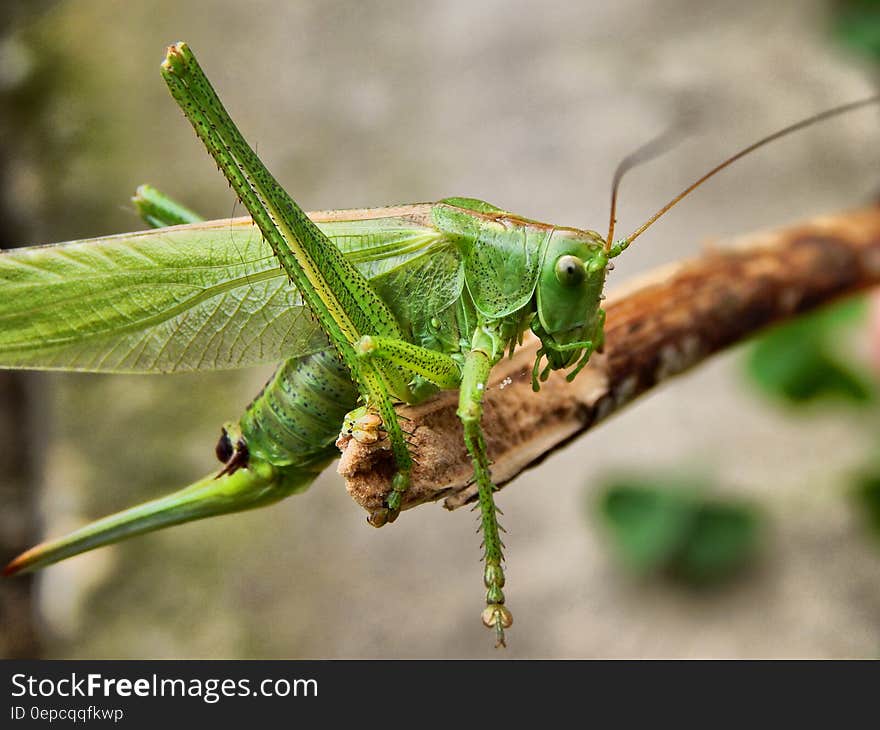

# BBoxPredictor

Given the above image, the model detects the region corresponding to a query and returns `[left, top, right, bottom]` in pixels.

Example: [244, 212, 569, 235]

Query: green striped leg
[131, 184, 204, 227]
[161, 43, 416, 526]
[457, 348, 511, 647]
[356, 333, 512, 645]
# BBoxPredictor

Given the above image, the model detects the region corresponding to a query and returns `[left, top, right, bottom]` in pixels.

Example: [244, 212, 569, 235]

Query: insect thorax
[431, 200, 607, 369]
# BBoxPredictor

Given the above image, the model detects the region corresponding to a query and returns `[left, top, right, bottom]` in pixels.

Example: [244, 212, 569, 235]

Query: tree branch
[338, 206, 880, 513]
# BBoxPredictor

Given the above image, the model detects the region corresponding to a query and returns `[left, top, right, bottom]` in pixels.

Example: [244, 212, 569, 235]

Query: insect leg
[564, 308, 605, 381]
[161, 43, 417, 521]
[131, 184, 204, 227]
[3, 458, 321, 575]
[354, 367, 414, 527]
[458, 345, 512, 647]
[356, 335, 462, 389]
[354, 337, 469, 525]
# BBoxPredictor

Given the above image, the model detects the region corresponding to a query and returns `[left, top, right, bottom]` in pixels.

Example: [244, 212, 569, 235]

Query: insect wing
[433, 201, 542, 318]
[0, 207, 454, 373]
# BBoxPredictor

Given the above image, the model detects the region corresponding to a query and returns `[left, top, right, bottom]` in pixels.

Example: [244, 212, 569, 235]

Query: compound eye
[554, 255, 585, 287]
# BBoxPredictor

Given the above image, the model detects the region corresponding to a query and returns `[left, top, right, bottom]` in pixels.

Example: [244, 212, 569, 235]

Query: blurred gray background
[1, 0, 879, 658]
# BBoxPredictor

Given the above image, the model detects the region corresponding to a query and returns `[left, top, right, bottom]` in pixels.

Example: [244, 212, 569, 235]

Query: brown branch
[338, 206, 880, 513]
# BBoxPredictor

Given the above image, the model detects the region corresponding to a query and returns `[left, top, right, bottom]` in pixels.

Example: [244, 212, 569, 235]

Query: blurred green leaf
[745, 297, 873, 406]
[833, 0, 880, 61]
[852, 468, 880, 540]
[598, 480, 695, 572]
[596, 477, 762, 586]
[808, 295, 868, 328]
[673, 504, 761, 584]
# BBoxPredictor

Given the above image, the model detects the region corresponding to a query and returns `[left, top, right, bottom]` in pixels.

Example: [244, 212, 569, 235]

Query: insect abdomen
[239, 349, 358, 468]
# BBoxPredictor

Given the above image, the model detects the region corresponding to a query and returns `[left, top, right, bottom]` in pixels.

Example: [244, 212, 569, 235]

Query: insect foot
[481, 604, 513, 648]
[367, 472, 408, 527]
[342, 407, 410, 527]
[342, 407, 383, 444]
[367, 507, 391, 528]
[483, 561, 511, 647]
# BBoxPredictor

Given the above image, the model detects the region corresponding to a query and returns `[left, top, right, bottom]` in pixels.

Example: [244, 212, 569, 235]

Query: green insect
[1, 42, 876, 647]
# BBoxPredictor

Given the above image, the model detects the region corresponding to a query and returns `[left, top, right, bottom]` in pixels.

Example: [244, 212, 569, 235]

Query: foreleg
[458, 347, 512, 647]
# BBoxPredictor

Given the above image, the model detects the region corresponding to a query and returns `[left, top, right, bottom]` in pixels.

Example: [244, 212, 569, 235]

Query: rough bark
[338, 205, 880, 513]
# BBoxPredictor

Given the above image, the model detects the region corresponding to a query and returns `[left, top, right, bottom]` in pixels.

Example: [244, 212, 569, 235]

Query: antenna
[605, 120, 690, 252]
[606, 94, 880, 254]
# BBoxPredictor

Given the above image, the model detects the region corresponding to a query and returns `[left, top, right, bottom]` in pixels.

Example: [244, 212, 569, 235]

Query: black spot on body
[215, 428, 234, 463]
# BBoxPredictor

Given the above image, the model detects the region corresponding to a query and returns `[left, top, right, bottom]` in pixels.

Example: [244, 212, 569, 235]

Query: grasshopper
[1, 42, 876, 647]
